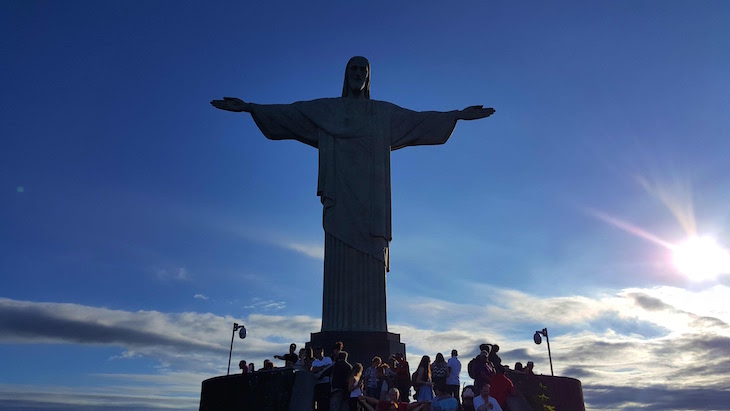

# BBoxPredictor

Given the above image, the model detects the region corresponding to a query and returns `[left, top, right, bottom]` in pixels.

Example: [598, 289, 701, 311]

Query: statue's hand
[458, 105, 495, 120]
[210, 97, 250, 112]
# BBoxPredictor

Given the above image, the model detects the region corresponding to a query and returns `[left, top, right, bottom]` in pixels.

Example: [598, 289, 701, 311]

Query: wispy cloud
[193, 294, 209, 301]
[243, 297, 286, 311]
[212, 217, 323, 260]
[584, 384, 730, 411]
[283, 242, 324, 260]
[155, 267, 189, 281]
[0, 378, 200, 410]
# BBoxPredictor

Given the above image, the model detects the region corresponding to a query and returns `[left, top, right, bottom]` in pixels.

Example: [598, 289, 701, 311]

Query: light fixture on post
[227, 322, 247, 376]
[533, 327, 554, 377]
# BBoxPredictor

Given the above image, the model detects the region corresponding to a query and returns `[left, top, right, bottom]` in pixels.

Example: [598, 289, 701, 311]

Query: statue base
[308, 330, 406, 366]
[199, 368, 315, 411]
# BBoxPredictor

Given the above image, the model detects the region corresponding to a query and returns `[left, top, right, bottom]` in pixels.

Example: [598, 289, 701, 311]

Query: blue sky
[1, 1, 729, 410]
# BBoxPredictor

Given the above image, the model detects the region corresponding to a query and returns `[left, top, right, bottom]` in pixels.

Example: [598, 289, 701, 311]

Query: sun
[672, 236, 730, 281]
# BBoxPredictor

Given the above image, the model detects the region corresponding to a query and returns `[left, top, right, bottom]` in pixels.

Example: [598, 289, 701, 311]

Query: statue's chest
[320, 100, 389, 142]
[339, 102, 379, 130]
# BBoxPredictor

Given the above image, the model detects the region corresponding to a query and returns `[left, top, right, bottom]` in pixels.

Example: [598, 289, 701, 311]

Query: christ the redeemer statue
[211, 56, 494, 332]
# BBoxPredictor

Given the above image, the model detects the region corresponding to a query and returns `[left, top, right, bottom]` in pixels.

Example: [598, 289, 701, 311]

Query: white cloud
[193, 294, 209, 301]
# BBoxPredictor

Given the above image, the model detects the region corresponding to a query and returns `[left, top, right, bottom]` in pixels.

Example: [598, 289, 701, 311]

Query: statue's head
[342, 56, 370, 99]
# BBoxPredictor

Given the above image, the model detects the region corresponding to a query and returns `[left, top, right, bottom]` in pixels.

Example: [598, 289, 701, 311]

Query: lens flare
[585, 208, 730, 282]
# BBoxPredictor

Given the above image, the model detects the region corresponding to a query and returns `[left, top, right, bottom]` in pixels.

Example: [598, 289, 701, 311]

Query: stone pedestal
[308, 330, 406, 367]
[199, 368, 315, 411]
[509, 372, 585, 411]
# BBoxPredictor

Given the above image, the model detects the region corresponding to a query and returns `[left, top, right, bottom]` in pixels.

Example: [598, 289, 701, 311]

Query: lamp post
[227, 322, 247, 375]
[533, 327, 554, 377]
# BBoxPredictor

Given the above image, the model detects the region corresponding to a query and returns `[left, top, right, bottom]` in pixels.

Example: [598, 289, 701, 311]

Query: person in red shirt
[488, 365, 515, 409]
[394, 353, 411, 402]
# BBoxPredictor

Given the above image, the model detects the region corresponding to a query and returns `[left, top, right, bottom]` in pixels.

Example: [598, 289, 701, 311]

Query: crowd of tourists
[238, 341, 538, 411]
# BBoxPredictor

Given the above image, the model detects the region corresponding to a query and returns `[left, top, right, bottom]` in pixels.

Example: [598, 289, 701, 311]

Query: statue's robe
[249, 98, 457, 331]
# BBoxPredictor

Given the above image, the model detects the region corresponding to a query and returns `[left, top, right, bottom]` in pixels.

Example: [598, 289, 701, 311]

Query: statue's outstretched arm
[210, 97, 252, 113]
[457, 105, 495, 120]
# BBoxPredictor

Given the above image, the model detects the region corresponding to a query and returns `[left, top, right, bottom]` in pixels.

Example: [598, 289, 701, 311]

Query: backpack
[467, 358, 478, 379]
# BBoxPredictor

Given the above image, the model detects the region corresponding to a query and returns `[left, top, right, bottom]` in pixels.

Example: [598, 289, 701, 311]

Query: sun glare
[672, 236, 730, 281]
